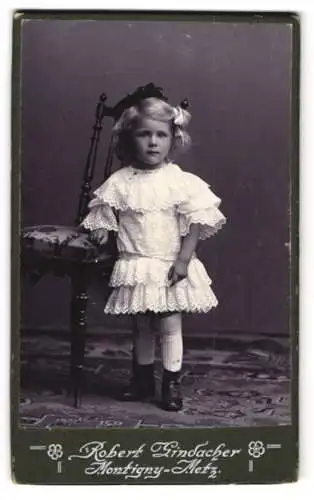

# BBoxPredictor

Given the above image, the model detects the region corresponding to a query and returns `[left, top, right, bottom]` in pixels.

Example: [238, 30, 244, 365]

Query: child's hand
[89, 228, 108, 245]
[168, 259, 188, 286]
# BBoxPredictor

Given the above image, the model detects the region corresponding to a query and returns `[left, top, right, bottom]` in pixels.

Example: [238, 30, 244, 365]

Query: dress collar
[129, 162, 168, 174]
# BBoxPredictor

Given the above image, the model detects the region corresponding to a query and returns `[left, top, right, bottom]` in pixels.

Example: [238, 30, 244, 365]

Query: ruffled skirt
[104, 255, 218, 315]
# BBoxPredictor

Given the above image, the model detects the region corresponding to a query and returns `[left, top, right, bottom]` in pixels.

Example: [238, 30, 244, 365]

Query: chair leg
[70, 270, 89, 408]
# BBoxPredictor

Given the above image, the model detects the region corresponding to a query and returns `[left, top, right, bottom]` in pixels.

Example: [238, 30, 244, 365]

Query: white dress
[81, 162, 226, 315]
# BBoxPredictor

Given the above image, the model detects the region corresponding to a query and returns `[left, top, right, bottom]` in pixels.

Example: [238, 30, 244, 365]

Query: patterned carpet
[19, 332, 291, 429]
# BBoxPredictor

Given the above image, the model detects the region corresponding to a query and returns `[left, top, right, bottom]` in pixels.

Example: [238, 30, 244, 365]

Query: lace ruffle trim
[104, 282, 218, 315]
[109, 256, 212, 287]
[178, 208, 227, 240]
[81, 205, 118, 232]
[92, 164, 223, 213]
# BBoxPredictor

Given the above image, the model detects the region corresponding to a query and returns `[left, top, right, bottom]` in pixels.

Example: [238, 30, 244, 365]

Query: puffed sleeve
[177, 172, 226, 240]
[80, 176, 119, 232]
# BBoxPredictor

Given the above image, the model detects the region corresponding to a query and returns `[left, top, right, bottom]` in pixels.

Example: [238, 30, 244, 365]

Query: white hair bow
[173, 106, 185, 126]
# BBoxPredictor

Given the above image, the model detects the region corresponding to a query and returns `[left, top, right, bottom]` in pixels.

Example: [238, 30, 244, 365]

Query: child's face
[131, 117, 172, 168]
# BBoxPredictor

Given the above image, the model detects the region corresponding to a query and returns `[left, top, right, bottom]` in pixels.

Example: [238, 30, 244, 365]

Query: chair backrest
[75, 93, 115, 226]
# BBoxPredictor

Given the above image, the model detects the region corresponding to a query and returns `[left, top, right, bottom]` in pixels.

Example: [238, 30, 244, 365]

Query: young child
[81, 85, 226, 411]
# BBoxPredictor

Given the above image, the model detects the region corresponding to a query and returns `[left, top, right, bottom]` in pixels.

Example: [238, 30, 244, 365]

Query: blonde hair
[112, 97, 191, 165]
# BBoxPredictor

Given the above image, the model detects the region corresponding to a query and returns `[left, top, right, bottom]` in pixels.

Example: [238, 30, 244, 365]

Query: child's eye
[135, 130, 150, 138]
[134, 129, 170, 139]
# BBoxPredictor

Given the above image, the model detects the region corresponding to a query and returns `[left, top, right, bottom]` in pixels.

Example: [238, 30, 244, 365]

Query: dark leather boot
[161, 369, 183, 411]
[121, 361, 155, 401]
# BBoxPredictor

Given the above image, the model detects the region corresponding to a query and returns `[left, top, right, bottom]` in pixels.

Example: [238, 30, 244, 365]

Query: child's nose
[149, 134, 158, 145]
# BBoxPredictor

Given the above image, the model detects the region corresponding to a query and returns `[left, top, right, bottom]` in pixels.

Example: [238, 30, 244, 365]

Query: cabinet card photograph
[11, 11, 299, 484]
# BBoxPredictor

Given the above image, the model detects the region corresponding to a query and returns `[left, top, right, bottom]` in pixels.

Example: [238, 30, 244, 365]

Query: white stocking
[160, 313, 183, 372]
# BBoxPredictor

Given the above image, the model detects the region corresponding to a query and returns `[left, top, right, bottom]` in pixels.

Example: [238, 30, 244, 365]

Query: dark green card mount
[12, 426, 297, 484]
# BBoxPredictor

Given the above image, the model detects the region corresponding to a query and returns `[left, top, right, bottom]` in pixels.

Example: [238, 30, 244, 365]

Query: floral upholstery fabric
[21, 225, 112, 263]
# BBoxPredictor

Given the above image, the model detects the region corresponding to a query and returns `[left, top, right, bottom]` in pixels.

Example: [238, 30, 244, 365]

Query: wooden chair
[21, 93, 117, 408]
